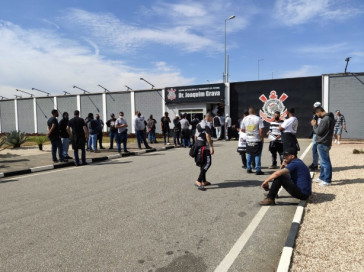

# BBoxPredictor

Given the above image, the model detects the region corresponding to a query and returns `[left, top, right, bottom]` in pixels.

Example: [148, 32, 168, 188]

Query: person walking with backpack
[147, 114, 157, 144]
[194, 112, 214, 191]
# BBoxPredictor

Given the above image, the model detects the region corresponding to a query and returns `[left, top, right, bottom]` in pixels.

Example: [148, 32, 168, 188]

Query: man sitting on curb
[259, 148, 312, 206]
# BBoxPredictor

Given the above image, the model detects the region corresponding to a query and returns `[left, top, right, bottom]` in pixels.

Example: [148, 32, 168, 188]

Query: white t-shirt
[240, 115, 264, 142]
[238, 131, 247, 148]
[225, 117, 232, 127]
[281, 116, 298, 133]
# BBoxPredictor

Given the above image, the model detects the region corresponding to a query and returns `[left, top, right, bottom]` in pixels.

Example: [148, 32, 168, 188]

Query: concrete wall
[325, 73, 364, 139]
[0, 100, 16, 132]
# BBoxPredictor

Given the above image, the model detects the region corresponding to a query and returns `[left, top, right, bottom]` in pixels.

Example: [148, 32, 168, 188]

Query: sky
[0, 0, 363, 98]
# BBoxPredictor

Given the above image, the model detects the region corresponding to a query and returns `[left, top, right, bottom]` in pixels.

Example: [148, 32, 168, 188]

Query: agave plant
[5, 131, 28, 148]
[0, 137, 6, 149]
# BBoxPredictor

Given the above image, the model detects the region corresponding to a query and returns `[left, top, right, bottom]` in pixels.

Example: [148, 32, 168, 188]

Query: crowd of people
[46, 103, 345, 204]
[191, 102, 344, 207]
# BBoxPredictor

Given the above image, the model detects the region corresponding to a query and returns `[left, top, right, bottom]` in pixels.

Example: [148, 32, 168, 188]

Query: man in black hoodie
[311, 106, 335, 186]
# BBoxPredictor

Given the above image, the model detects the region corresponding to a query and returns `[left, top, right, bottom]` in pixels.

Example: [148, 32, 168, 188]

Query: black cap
[283, 148, 297, 156]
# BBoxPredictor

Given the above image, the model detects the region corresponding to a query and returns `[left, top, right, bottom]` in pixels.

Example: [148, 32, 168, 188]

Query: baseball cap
[313, 102, 321, 107]
[283, 148, 297, 156]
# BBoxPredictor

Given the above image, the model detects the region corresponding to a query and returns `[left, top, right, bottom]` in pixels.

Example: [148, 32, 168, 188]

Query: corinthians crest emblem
[167, 88, 177, 101]
[259, 91, 288, 122]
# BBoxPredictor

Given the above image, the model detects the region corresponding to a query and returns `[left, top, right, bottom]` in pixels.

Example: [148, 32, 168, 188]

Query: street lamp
[98, 84, 110, 92]
[224, 15, 235, 83]
[73, 85, 90, 94]
[258, 58, 264, 80]
[344, 57, 351, 73]
[31, 88, 50, 96]
[125, 85, 133, 91]
[16, 89, 34, 97]
[140, 78, 155, 89]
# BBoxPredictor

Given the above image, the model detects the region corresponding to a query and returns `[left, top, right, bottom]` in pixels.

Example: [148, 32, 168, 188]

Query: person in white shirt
[240, 107, 265, 175]
[225, 114, 232, 140]
[279, 108, 299, 153]
[134, 111, 151, 149]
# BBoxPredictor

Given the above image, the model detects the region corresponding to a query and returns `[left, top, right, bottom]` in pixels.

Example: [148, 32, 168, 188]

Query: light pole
[31, 88, 50, 96]
[98, 84, 110, 92]
[73, 85, 90, 94]
[125, 85, 133, 91]
[258, 58, 264, 80]
[16, 89, 34, 97]
[224, 15, 235, 83]
[140, 78, 155, 89]
[344, 57, 351, 73]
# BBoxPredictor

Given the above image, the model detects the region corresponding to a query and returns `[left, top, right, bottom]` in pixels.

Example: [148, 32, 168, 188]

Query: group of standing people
[192, 103, 339, 206]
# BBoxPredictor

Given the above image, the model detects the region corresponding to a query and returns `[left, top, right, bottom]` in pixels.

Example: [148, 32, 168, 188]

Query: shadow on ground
[307, 192, 336, 204]
[332, 165, 364, 172]
[208, 180, 261, 189]
[332, 178, 364, 186]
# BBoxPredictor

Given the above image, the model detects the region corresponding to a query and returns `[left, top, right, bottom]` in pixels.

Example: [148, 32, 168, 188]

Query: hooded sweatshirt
[313, 112, 335, 146]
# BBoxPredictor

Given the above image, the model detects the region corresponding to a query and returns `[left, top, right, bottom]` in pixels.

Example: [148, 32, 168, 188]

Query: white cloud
[280, 65, 319, 78]
[297, 43, 349, 54]
[273, 0, 363, 26]
[0, 20, 193, 98]
[59, 1, 249, 55]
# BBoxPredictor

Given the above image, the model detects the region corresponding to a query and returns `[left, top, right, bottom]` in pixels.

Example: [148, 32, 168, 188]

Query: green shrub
[0, 137, 6, 149]
[32, 136, 49, 145]
[5, 131, 28, 148]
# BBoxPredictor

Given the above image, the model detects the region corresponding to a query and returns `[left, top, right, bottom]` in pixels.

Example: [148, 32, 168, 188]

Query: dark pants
[50, 138, 64, 161]
[162, 129, 170, 144]
[227, 127, 232, 140]
[267, 173, 309, 200]
[282, 133, 299, 153]
[269, 141, 283, 165]
[197, 149, 212, 183]
[173, 131, 181, 145]
[117, 133, 128, 152]
[97, 132, 103, 148]
[136, 130, 150, 148]
[109, 131, 118, 149]
[74, 148, 86, 165]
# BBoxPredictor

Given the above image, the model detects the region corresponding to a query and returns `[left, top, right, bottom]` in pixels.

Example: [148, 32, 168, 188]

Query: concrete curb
[276, 171, 314, 272]
[0, 146, 175, 179]
[277, 200, 306, 272]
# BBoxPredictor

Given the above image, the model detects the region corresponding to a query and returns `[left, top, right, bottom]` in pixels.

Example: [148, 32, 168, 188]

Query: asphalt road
[0, 139, 312, 272]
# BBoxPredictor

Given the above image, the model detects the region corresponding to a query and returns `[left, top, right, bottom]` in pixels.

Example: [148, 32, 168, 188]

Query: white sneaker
[337, 141, 340, 144]
[319, 181, 331, 186]
[313, 178, 323, 183]
[334, 139, 337, 143]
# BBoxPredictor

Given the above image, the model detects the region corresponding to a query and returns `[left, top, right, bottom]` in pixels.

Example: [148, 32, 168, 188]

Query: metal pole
[224, 19, 227, 83]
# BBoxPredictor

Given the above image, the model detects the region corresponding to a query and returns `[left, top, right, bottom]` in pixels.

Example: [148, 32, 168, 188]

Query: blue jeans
[312, 133, 319, 166]
[148, 129, 156, 143]
[247, 153, 262, 172]
[182, 137, 191, 147]
[317, 144, 332, 183]
[50, 138, 64, 161]
[61, 137, 70, 157]
[88, 134, 97, 151]
[74, 148, 86, 165]
[117, 133, 128, 152]
[109, 131, 118, 148]
[136, 130, 149, 148]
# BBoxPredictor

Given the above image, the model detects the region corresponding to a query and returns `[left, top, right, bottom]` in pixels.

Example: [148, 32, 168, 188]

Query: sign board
[165, 83, 225, 104]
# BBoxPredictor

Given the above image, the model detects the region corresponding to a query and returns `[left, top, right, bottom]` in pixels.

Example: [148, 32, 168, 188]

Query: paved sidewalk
[0, 141, 176, 176]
